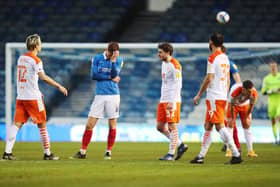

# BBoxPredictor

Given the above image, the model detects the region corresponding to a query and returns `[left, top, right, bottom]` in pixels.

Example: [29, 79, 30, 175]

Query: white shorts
[88, 95, 120, 119]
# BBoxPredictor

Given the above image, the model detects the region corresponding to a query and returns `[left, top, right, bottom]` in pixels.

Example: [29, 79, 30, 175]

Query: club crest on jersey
[166, 109, 175, 118]
[176, 72, 181, 78]
[207, 64, 211, 71]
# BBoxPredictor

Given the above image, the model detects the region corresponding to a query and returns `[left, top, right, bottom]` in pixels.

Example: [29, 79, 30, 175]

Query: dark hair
[108, 42, 119, 52]
[158, 42, 173, 56]
[210, 33, 224, 47]
[221, 45, 226, 53]
[243, 80, 254, 89]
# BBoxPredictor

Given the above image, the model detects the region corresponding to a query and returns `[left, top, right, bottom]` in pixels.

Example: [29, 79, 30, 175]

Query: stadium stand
[40, 47, 278, 123]
[141, 0, 280, 42]
[0, 0, 145, 120]
[1, 0, 280, 122]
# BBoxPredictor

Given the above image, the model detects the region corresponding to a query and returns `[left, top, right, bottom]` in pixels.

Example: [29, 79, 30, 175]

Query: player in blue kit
[73, 42, 123, 160]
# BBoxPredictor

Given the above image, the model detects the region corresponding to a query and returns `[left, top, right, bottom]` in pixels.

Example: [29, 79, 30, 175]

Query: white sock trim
[199, 130, 212, 158]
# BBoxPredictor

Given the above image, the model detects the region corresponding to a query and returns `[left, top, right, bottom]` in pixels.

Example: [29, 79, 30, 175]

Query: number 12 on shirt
[18, 65, 27, 82]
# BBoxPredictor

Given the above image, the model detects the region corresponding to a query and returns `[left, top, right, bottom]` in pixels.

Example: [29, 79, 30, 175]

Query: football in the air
[216, 11, 230, 24]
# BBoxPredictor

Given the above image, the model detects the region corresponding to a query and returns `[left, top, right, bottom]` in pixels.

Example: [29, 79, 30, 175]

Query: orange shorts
[205, 100, 227, 124]
[157, 102, 181, 123]
[226, 104, 251, 127]
[14, 99, 47, 124]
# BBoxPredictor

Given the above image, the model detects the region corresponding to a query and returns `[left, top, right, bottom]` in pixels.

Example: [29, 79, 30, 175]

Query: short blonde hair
[26, 34, 41, 51]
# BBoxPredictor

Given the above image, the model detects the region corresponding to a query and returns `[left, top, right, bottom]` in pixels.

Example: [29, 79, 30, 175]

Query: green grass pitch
[0, 142, 279, 187]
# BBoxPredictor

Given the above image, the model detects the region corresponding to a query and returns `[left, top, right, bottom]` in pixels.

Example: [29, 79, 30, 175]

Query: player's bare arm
[193, 73, 214, 105]
[227, 72, 230, 93]
[228, 102, 235, 127]
[246, 97, 256, 118]
[232, 72, 241, 83]
[38, 71, 68, 96]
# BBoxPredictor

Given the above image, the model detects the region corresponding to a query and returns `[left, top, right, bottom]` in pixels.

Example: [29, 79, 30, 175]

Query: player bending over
[225, 80, 258, 157]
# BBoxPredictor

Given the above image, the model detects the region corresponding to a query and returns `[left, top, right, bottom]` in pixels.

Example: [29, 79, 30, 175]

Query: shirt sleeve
[250, 89, 258, 104]
[34, 61, 44, 74]
[207, 61, 215, 74]
[228, 84, 242, 103]
[111, 58, 123, 78]
[90, 56, 111, 80]
[261, 77, 268, 94]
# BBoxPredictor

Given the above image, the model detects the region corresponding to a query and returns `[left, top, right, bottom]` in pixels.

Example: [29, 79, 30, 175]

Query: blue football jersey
[90, 52, 123, 95]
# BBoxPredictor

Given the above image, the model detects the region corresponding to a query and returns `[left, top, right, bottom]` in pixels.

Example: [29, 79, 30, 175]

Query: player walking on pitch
[156, 43, 188, 161]
[73, 42, 123, 160]
[261, 61, 280, 144]
[2, 34, 68, 160]
[190, 33, 242, 164]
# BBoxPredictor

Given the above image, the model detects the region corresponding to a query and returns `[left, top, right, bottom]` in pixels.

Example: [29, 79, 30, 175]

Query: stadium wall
[0, 121, 273, 143]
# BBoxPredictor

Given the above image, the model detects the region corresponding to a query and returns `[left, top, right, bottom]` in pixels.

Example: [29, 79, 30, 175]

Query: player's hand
[58, 85, 68, 96]
[167, 102, 175, 111]
[272, 88, 280, 94]
[110, 51, 119, 62]
[227, 118, 235, 127]
[166, 102, 175, 118]
[266, 89, 273, 95]
[112, 76, 120, 83]
[193, 95, 200, 105]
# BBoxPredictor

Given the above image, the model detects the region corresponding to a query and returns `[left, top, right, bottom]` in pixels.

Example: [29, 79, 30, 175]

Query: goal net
[4, 43, 280, 142]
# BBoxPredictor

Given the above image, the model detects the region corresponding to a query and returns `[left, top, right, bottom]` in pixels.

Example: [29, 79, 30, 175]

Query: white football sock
[162, 128, 170, 139]
[162, 127, 182, 147]
[5, 125, 19, 154]
[39, 127, 51, 155]
[226, 127, 234, 150]
[219, 127, 240, 157]
[168, 128, 178, 155]
[80, 149, 86, 155]
[198, 130, 212, 158]
[244, 128, 253, 151]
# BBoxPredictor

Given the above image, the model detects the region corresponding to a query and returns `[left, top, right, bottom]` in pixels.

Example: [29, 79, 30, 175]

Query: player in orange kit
[156, 43, 188, 161]
[225, 80, 258, 157]
[2, 34, 68, 160]
[190, 33, 242, 164]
